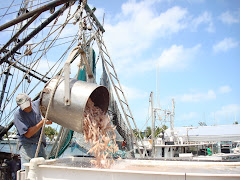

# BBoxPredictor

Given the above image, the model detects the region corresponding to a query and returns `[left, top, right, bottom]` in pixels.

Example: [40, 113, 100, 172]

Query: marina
[0, 0, 239, 179]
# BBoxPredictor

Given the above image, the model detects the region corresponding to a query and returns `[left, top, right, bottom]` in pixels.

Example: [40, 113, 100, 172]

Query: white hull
[18, 157, 240, 180]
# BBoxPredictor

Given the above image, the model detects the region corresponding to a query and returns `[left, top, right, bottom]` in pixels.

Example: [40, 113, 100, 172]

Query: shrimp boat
[0, 0, 142, 178]
[0, 1, 240, 180]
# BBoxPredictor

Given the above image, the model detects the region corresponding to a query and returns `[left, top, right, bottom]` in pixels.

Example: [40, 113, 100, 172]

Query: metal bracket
[80, 49, 94, 82]
[64, 46, 94, 106]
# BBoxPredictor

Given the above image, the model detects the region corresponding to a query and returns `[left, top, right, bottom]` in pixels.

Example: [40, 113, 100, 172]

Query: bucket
[39, 77, 109, 133]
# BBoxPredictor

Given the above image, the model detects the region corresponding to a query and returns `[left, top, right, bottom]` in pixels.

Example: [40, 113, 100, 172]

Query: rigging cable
[0, 2, 79, 156]
[0, 3, 78, 126]
[26, 1, 76, 88]
[35, 4, 80, 158]
[0, 11, 76, 77]
[140, 99, 152, 132]
[23, 5, 64, 90]
[0, 0, 53, 18]
[0, 0, 15, 22]
[28, 34, 78, 99]
[0, 5, 79, 117]
[35, 62, 64, 158]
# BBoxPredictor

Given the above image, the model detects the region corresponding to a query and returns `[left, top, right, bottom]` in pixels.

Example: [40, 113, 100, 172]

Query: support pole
[170, 98, 175, 139]
[150, 92, 155, 157]
[0, 0, 76, 31]
[0, 122, 14, 139]
[0, 65, 11, 112]
[0, 13, 41, 53]
[5, 60, 49, 83]
[84, 4, 105, 33]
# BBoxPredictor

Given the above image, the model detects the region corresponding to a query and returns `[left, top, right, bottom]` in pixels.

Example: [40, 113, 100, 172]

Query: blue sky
[0, 0, 239, 130]
[88, 0, 240, 128]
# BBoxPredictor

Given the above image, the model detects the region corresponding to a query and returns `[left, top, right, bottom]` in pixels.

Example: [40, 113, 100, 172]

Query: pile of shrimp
[83, 98, 119, 168]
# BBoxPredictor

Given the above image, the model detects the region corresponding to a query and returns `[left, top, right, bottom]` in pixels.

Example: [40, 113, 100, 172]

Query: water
[0, 141, 86, 158]
[0, 141, 19, 154]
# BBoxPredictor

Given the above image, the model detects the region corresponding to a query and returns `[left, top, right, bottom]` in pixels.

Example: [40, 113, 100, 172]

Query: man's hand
[25, 118, 52, 138]
[44, 118, 52, 125]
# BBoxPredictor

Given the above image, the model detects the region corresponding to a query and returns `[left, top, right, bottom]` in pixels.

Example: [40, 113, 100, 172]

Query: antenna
[235, 112, 237, 123]
[156, 65, 157, 108]
[214, 112, 216, 125]
[156, 64, 161, 109]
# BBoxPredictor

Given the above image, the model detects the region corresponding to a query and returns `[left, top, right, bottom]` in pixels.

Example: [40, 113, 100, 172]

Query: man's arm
[24, 119, 52, 138]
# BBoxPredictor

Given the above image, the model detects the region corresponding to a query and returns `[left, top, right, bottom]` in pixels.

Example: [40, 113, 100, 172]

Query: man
[121, 139, 126, 151]
[14, 93, 52, 169]
[207, 145, 212, 156]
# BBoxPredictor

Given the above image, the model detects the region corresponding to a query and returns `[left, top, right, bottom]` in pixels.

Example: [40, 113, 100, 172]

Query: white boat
[17, 157, 240, 180]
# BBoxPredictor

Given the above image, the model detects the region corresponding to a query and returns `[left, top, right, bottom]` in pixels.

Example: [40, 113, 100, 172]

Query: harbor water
[0, 141, 85, 157]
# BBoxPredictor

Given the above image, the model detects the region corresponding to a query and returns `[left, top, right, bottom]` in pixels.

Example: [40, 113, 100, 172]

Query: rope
[34, 68, 64, 158]
[0, 5, 80, 108]
[34, 4, 80, 158]
[140, 99, 151, 131]
[0, 33, 78, 127]
[0, 0, 15, 21]
[0, 0, 53, 18]
[35, 46, 80, 158]
[54, 127, 65, 158]
[0, 8, 77, 77]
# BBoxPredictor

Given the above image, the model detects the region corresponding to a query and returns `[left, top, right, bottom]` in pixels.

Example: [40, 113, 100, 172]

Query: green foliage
[145, 126, 151, 138]
[198, 121, 207, 126]
[133, 129, 144, 139]
[234, 121, 238, 124]
[45, 126, 58, 141]
[155, 125, 168, 137]
[133, 125, 168, 139]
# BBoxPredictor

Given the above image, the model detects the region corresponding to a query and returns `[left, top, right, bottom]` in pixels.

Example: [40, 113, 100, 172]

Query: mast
[0, 65, 11, 114]
[150, 92, 155, 157]
[0, 0, 76, 137]
[170, 98, 175, 139]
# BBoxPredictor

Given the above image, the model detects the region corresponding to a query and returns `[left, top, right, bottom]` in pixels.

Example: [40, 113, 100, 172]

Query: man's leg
[37, 143, 46, 159]
[20, 143, 47, 169]
[19, 144, 35, 169]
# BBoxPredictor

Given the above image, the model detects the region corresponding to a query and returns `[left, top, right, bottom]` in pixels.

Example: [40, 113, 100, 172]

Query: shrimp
[83, 98, 119, 168]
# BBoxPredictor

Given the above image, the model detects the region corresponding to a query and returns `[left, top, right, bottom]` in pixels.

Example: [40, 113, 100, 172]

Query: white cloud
[219, 10, 240, 25]
[179, 112, 198, 121]
[191, 11, 215, 32]
[186, 0, 205, 3]
[218, 85, 232, 94]
[176, 89, 216, 102]
[211, 104, 240, 123]
[171, 85, 232, 104]
[213, 38, 239, 53]
[122, 85, 148, 100]
[119, 43, 201, 75]
[129, 58, 156, 73]
[101, 0, 215, 76]
[157, 44, 201, 70]
[104, 2, 188, 63]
